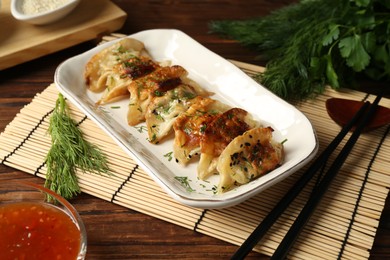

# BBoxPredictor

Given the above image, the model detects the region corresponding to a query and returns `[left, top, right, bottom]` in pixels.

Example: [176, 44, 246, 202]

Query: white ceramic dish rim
[55, 29, 318, 209]
[10, 0, 79, 22]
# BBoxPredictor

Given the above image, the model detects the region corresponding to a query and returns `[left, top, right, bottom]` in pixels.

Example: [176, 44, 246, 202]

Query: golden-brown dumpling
[216, 127, 284, 193]
[97, 57, 160, 105]
[127, 65, 188, 126]
[197, 108, 258, 180]
[85, 38, 150, 93]
[145, 84, 200, 144]
[173, 97, 230, 165]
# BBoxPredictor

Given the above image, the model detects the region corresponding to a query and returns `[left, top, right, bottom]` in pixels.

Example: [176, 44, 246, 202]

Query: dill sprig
[45, 93, 110, 199]
[210, 0, 390, 100]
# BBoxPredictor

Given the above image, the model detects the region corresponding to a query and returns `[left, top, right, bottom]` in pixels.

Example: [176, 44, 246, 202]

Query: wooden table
[1, 1, 388, 259]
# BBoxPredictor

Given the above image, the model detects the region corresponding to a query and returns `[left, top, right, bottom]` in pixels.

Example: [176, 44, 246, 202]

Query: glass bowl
[0, 181, 87, 260]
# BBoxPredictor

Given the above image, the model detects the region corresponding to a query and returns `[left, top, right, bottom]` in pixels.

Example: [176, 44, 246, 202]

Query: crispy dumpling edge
[216, 127, 284, 193]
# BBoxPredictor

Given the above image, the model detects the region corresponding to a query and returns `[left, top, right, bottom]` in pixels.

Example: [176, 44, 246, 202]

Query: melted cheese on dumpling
[85, 38, 150, 93]
[145, 84, 199, 144]
[197, 108, 258, 180]
[216, 127, 284, 193]
[173, 97, 230, 165]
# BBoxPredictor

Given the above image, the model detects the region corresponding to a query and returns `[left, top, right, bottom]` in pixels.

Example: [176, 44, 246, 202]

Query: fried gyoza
[145, 84, 200, 144]
[127, 65, 188, 126]
[173, 97, 230, 165]
[97, 57, 160, 105]
[197, 108, 259, 180]
[217, 127, 284, 193]
[127, 65, 209, 126]
[84, 38, 154, 104]
[84, 38, 285, 194]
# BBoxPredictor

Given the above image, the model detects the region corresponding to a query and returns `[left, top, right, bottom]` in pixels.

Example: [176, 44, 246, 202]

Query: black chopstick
[270, 94, 382, 259]
[231, 97, 376, 259]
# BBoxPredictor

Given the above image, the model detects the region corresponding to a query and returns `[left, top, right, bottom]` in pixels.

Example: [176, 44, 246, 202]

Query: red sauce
[0, 202, 81, 260]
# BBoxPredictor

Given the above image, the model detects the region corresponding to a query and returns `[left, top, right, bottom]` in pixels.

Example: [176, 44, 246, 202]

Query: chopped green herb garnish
[174, 176, 195, 192]
[116, 45, 126, 53]
[154, 90, 164, 97]
[134, 125, 148, 133]
[149, 133, 157, 142]
[199, 124, 207, 133]
[164, 151, 173, 161]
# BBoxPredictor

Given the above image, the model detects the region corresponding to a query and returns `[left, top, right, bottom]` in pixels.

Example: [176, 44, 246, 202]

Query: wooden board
[0, 0, 127, 70]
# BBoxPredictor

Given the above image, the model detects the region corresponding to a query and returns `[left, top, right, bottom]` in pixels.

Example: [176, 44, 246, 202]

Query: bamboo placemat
[1, 39, 390, 259]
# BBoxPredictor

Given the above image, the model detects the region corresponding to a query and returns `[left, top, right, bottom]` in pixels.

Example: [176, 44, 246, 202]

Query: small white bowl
[11, 0, 80, 25]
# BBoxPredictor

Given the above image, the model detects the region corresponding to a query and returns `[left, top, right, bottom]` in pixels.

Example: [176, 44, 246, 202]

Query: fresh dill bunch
[45, 93, 110, 199]
[210, 0, 390, 100]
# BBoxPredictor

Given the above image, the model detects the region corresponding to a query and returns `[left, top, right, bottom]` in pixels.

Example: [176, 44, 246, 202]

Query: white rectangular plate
[55, 29, 318, 209]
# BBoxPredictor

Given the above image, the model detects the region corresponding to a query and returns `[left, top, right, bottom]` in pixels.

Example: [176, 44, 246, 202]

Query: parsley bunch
[210, 0, 390, 100]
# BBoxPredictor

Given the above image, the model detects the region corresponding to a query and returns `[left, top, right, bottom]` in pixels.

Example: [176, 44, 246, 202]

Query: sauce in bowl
[0, 201, 81, 260]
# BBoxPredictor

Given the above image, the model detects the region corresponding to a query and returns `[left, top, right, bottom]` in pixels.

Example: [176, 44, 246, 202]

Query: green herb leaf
[352, 0, 370, 7]
[164, 151, 173, 161]
[210, 0, 390, 100]
[174, 176, 195, 192]
[45, 93, 110, 199]
[322, 24, 340, 46]
[326, 55, 340, 88]
[339, 34, 371, 71]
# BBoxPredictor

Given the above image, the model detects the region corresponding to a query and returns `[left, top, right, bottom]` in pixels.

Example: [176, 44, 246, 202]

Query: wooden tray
[0, 0, 127, 70]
